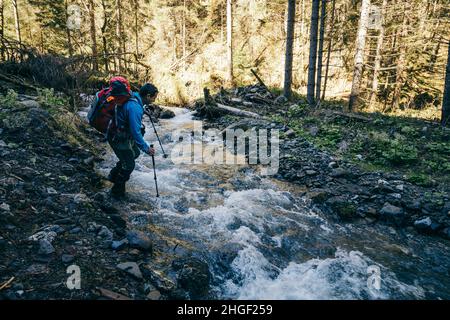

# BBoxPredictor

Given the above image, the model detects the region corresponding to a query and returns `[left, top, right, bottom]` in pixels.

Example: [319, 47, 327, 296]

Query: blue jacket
[121, 92, 149, 152]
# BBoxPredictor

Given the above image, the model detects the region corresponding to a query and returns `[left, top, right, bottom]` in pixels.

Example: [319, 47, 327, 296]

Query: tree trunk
[283, 0, 296, 99]
[391, 5, 408, 111]
[182, 0, 186, 70]
[299, 0, 305, 85]
[368, 0, 387, 109]
[101, 0, 109, 72]
[134, 0, 139, 69]
[348, 0, 371, 111]
[89, 0, 98, 71]
[12, 0, 22, 43]
[315, 0, 327, 102]
[322, 0, 336, 101]
[116, 0, 123, 72]
[307, 0, 320, 106]
[226, 0, 233, 85]
[441, 41, 450, 126]
[64, 0, 73, 57]
[0, 0, 5, 60]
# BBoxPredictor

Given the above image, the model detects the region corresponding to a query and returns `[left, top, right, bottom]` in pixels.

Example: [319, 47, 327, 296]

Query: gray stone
[47, 187, 58, 195]
[117, 262, 143, 279]
[111, 239, 128, 250]
[98, 226, 113, 241]
[306, 170, 317, 176]
[38, 239, 55, 255]
[0, 203, 10, 211]
[83, 156, 95, 165]
[69, 227, 82, 234]
[127, 230, 152, 252]
[160, 109, 176, 119]
[380, 202, 404, 223]
[285, 129, 296, 138]
[147, 290, 161, 300]
[274, 95, 288, 104]
[309, 126, 319, 136]
[330, 168, 349, 178]
[414, 217, 432, 226]
[61, 254, 75, 263]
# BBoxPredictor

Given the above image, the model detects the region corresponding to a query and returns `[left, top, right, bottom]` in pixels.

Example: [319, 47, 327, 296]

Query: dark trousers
[108, 138, 141, 184]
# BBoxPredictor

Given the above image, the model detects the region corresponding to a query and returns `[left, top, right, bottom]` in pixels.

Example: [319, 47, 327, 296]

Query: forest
[0, 0, 448, 120]
[0, 0, 450, 302]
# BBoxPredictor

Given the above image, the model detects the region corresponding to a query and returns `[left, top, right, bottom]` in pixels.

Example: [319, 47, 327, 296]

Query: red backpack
[87, 76, 132, 135]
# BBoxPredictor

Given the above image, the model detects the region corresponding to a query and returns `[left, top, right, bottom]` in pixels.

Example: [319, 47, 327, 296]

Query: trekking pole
[150, 144, 160, 198]
[143, 105, 168, 158]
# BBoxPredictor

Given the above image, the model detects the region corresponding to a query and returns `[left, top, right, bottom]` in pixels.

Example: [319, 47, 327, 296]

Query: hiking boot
[111, 182, 126, 199]
[108, 166, 121, 183]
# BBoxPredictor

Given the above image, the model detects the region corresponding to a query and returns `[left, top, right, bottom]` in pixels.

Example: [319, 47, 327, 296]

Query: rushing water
[95, 107, 449, 300]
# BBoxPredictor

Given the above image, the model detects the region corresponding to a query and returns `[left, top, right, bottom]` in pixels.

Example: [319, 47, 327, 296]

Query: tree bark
[182, 0, 186, 70]
[12, 0, 22, 43]
[101, 0, 109, 72]
[322, 0, 336, 101]
[391, 4, 408, 111]
[369, 0, 387, 109]
[307, 0, 320, 106]
[0, 0, 5, 60]
[315, 0, 327, 102]
[348, 0, 371, 111]
[283, 0, 296, 99]
[116, 0, 123, 72]
[64, 0, 74, 57]
[226, 0, 233, 85]
[442, 41, 450, 126]
[89, 0, 98, 71]
[134, 0, 139, 71]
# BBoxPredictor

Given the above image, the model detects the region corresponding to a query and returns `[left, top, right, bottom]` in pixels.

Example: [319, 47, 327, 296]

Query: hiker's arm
[128, 103, 150, 153]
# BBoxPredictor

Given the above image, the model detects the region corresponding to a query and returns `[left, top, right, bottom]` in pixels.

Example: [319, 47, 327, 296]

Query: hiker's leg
[108, 161, 122, 182]
[108, 139, 135, 197]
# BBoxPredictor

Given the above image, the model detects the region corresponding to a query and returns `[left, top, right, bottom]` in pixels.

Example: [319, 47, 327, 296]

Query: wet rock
[117, 262, 143, 280]
[413, 217, 441, 233]
[160, 109, 176, 119]
[330, 168, 349, 178]
[28, 230, 57, 243]
[38, 239, 55, 255]
[147, 290, 161, 300]
[380, 202, 405, 225]
[141, 267, 176, 292]
[173, 257, 211, 299]
[127, 230, 152, 252]
[61, 254, 75, 263]
[111, 239, 128, 251]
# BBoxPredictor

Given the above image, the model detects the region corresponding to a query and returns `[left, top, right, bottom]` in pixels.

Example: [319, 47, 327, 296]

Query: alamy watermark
[169, 121, 279, 175]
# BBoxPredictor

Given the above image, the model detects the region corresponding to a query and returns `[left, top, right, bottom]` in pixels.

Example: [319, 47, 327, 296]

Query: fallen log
[216, 103, 264, 119]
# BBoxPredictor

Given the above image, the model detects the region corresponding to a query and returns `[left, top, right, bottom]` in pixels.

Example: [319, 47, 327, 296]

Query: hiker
[88, 77, 159, 198]
[107, 82, 160, 198]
